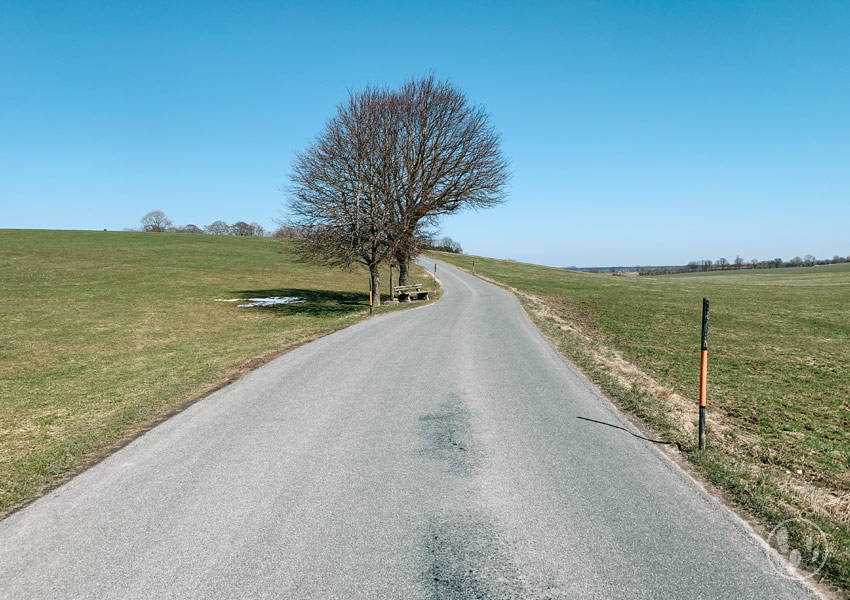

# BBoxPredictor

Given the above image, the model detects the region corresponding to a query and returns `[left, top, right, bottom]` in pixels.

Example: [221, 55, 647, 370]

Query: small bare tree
[204, 220, 230, 235]
[231, 221, 254, 236]
[141, 210, 173, 232]
[271, 221, 306, 239]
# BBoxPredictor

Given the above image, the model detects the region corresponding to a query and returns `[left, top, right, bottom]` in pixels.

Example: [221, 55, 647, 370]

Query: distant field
[672, 262, 850, 277]
[431, 251, 850, 591]
[0, 230, 433, 517]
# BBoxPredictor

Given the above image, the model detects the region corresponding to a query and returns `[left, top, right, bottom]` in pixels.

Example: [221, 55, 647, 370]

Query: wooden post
[699, 298, 709, 450]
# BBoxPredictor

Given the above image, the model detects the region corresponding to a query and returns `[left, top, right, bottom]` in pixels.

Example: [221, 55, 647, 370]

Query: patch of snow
[237, 297, 305, 308]
[215, 296, 305, 307]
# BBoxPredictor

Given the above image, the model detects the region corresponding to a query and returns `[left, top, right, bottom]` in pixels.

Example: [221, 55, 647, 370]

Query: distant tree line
[637, 254, 850, 276]
[424, 236, 463, 254]
[130, 211, 466, 256]
[130, 210, 269, 237]
[269, 221, 306, 239]
[271, 223, 465, 257]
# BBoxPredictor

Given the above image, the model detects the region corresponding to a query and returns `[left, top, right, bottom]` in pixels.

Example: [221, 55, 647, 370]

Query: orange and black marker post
[698, 297, 709, 450]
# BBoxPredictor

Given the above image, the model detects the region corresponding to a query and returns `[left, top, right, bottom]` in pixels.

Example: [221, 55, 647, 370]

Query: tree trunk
[370, 263, 381, 307]
[396, 250, 410, 286]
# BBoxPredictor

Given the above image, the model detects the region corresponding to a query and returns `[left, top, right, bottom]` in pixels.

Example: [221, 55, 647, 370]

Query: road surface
[0, 260, 819, 599]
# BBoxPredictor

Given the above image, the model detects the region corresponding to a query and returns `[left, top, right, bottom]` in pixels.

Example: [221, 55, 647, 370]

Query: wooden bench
[393, 283, 430, 302]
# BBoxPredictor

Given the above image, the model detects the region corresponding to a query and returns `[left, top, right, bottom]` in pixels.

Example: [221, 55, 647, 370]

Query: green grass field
[0, 229, 433, 517]
[431, 251, 850, 591]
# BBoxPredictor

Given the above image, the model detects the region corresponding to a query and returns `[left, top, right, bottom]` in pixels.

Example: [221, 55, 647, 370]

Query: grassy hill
[431, 251, 850, 591]
[0, 229, 433, 517]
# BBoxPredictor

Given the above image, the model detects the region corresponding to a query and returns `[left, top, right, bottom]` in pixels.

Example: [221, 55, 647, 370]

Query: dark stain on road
[426, 513, 530, 600]
[419, 395, 552, 598]
[418, 394, 481, 476]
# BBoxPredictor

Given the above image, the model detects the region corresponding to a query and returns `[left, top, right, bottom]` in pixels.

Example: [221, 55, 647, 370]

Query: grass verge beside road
[0, 229, 435, 517]
[430, 251, 850, 593]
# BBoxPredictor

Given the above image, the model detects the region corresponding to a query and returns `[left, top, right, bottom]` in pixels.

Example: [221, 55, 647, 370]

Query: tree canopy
[287, 75, 509, 304]
[140, 210, 172, 232]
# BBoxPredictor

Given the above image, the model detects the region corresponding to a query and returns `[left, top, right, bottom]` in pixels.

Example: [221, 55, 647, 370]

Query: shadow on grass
[231, 288, 367, 317]
[576, 416, 673, 445]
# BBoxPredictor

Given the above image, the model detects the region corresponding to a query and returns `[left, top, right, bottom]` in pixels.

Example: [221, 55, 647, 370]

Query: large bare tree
[287, 75, 509, 302]
[288, 86, 399, 305]
[389, 75, 509, 284]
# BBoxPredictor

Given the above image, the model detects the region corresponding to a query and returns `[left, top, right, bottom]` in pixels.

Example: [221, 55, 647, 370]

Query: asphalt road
[0, 260, 820, 599]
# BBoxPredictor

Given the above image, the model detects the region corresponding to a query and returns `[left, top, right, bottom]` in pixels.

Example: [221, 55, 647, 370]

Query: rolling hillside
[0, 229, 432, 517]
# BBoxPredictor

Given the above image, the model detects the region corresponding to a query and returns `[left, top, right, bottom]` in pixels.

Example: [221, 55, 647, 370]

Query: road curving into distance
[0, 259, 820, 599]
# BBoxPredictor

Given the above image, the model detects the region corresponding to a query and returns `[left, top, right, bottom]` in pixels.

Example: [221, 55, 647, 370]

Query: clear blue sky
[2, 0, 848, 267]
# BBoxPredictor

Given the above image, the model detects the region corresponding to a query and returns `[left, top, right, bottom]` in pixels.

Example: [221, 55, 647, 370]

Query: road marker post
[472, 260, 475, 274]
[698, 297, 709, 450]
[434, 263, 437, 289]
[369, 276, 373, 316]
